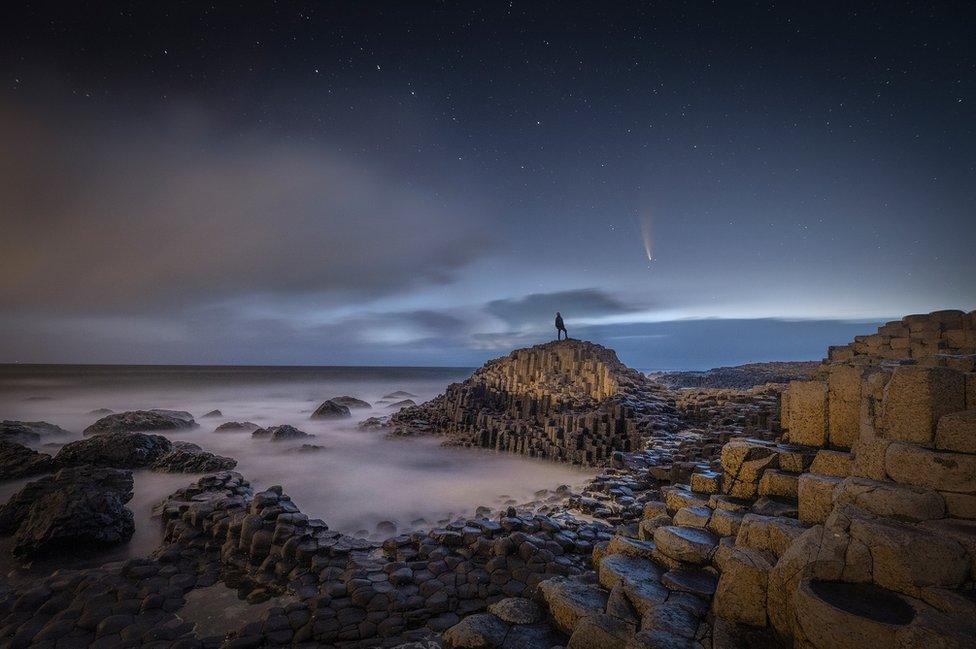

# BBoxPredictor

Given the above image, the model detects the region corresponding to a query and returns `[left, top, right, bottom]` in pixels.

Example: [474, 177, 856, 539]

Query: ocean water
[0, 365, 596, 569]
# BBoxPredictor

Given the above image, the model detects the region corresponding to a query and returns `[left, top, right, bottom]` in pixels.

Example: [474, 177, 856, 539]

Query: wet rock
[383, 391, 419, 400]
[83, 409, 197, 435]
[215, 421, 260, 432]
[310, 400, 352, 419]
[387, 399, 417, 409]
[0, 440, 55, 479]
[202, 409, 223, 418]
[54, 432, 173, 468]
[329, 396, 372, 409]
[253, 425, 314, 441]
[150, 441, 237, 472]
[0, 465, 134, 557]
[0, 420, 70, 444]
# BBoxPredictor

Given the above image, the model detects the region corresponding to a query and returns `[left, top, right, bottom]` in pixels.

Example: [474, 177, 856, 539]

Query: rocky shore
[0, 309, 974, 648]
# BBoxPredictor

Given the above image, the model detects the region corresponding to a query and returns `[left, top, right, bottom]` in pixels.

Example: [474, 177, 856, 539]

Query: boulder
[0, 466, 134, 557]
[54, 432, 172, 468]
[329, 396, 372, 409]
[387, 399, 417, 410]
[84, 409, 197, 435]
[201, 409, 223, 418]
[214, 421, 260, 432]
[598, 554, 667, 616]
[0, 440, 55, 479]
[0, 420, 70, 444]
[310, 400, 351, 420]
[150, 441, 237, 472]
[253, 425, 314, 441]
[735, 514, 808, 559]
[383, 391, 418, 400]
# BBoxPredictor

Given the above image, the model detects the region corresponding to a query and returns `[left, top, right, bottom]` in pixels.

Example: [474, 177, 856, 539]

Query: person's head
[556, 312, 561, 317]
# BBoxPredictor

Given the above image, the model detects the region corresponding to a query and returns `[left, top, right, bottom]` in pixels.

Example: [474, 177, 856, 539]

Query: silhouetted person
[555, 312, 567, 340]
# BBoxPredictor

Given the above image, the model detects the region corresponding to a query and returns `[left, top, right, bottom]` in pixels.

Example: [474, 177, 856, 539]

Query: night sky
[1, 2, 974, 368]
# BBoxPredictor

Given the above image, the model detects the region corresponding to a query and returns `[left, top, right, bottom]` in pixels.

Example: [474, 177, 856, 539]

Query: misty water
[0, 365, 595, 571]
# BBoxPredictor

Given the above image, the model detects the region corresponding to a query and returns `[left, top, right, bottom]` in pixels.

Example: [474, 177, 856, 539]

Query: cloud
[484, 289, 643, 330]
[0, 103, 493, 315]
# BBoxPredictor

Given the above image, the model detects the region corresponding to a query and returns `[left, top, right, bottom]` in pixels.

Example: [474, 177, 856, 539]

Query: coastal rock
[330, 396, 372, 409]
[310, 399, 351, 419]
[0, 465, 134, 557]
[0, 420, 70, 444]
[387, 339, 676, 466]
[0, 440, 55, 479]
[383, 391, 418, 400]
[87, 408, 113, 415]
[201, 409, 223, 418]
[653, 361, 819, 390]
[150, 441, 237, 472]
[252, 424, 314, 441]
[387, 399, 417, 409]
[54, 431, 173, 468]
[215, 421, 260, 432]
[83, 409, 197, 435]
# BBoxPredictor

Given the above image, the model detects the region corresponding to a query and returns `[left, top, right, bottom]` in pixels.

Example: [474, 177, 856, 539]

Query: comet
[639, 212, 655, 262]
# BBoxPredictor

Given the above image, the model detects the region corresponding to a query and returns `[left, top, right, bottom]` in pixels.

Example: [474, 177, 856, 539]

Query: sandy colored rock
[538, 577, 609, 636]
[934, 409, 976, 454]
[849, 516, 968, 596]
[442, 613, 507, 649]
[672, 506, 710, 528]
[791, 580, 914, 649]
[827, 364, 863, 448]
[809, 449, 853, 478]
[832, 476, 944, 522]
[652, 525, 718, 565]
[720, 439, 779, 499]
[706, 507, 743, 537]
[735, 514, 807, 559]
[712, 546, 772, 627]
[880, 366, 965, 446]
[884, 442, 976, 493]
[798, 473, 842, 524]
[758, 469, 798, 499]
[784, 380, 828, 446]
[942, 492, 976, 519]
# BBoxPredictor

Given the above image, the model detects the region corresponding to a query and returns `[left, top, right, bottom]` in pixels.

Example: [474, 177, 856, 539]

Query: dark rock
[387, 399, 417, 410]
[84, 409, 197, 436]
[383, 391, 419, 400]
[151, 441, 237, 472]
[329, 396, 372, 409]
[0, 420, 71, 444]
[310, 400, 352, 420]
[215, 421, 260, 432]
[289, 444, 325, 453]
[88, 408, 114, 415]
[54, 432, 173, 468]
[0, 465, 134, 557]
[202, 409, 223, 418]
[253, 425, 314, 442]
[358, 416, 389, 429]
[0, 440, 55, 480]
[442, 613, 507, 648]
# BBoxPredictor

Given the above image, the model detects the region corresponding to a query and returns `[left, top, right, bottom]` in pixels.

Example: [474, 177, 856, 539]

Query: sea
[0, 364, 596, 573]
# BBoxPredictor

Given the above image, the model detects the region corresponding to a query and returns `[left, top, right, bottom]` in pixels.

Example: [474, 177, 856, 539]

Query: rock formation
[215, 420, 261, 432]
[387, 340, 676, 466]
[253, 424, 315, 441]
[310, 399, 352, 419]
[0, 420, 70, 444]
[0, 440, 55, 479]
[83, 409, 198, 435]
[330, 396, 372, 409]
[0, 466, 134, 557]
[52, 431, 236, 472]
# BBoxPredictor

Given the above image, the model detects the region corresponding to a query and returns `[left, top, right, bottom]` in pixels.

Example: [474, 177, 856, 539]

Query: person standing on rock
[555, 312, 568, 340]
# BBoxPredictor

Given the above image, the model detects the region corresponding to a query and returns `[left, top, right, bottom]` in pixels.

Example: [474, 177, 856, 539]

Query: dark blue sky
[0, 2, 973, 368]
